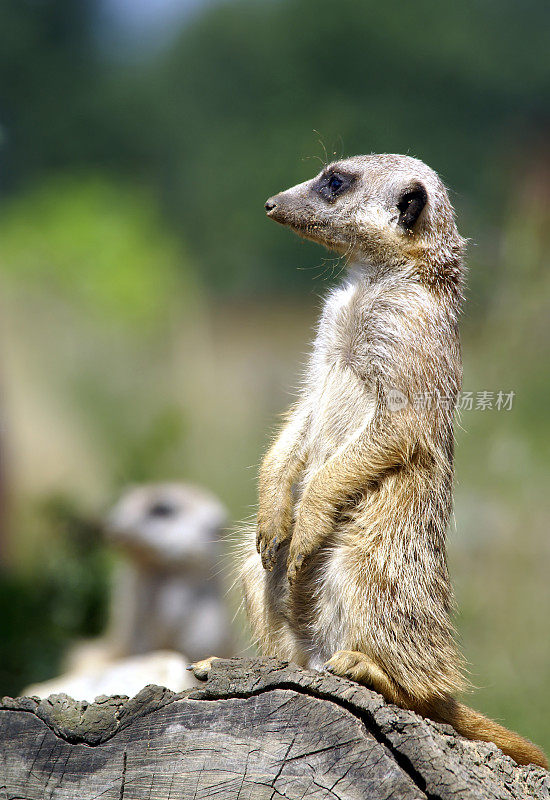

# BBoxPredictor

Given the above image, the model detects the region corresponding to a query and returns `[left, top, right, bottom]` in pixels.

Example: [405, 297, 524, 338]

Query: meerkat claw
[286, 552, 306, 584]
[260, 536, 280, 571]
[188, 656, 220, 681]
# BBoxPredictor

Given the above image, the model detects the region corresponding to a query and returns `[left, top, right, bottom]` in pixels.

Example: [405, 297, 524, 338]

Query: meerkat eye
[397, 184, 427, 230]
[148, 501, 177, 518]
[313, 170, 354, 203]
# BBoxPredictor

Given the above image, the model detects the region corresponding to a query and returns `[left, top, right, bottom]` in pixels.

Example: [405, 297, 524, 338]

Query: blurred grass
[451, 194, 550, 749]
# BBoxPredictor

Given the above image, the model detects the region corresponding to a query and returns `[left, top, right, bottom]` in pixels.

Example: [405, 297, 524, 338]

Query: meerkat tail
[425, 696, 548, 769]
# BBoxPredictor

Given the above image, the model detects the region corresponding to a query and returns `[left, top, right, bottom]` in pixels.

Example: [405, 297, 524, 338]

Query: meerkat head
[106, 483, 227, 568]
[265, 153, 465, 287]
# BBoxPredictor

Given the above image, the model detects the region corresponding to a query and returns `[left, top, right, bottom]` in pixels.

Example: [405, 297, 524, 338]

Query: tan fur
[240, 154, 547, 768]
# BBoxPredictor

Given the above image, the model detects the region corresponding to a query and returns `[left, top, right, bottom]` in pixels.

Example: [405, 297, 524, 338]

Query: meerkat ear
[397, 184, 427, 230]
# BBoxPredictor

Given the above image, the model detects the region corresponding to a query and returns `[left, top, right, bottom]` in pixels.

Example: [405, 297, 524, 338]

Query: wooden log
[1, 657, 548, 799]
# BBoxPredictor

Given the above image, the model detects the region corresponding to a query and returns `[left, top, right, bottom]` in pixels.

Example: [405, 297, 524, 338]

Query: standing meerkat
[229, 153, 546, 768]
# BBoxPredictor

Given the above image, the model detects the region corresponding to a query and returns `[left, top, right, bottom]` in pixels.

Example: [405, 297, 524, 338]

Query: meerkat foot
[188, 656, 220, 681]
[325, 650, 406, 706]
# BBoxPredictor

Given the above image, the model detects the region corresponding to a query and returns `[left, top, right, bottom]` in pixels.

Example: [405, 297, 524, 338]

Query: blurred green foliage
[0, 496, 109, 697]
[0, 175, 190, 327]
[0, 0, 97, 187]
[0, 173, 196, 504]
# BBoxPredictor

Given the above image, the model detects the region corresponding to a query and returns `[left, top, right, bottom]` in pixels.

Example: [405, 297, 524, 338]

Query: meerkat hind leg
[325, 650, 410, 708]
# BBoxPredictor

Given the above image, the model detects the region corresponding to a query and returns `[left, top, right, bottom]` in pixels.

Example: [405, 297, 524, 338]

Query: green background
[0, 0, 548, 754]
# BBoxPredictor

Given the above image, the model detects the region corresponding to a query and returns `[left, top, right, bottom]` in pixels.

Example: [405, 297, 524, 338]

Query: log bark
[1, 657, 548, 799]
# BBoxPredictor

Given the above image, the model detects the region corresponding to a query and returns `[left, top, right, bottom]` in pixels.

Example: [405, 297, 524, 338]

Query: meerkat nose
[265, 198, 277, 213]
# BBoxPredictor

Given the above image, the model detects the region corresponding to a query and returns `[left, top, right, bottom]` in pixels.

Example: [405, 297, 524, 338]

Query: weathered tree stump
[1, 657, 548, 799]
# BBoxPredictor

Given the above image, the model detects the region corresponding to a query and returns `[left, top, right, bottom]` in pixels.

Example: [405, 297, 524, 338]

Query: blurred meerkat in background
[104, 482, 234, 662]
[27, 482, 235, 699]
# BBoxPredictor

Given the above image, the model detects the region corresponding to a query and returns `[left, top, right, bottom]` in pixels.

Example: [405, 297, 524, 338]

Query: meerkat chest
[313, 281, 372, 380]
[304, 282, 376, 464]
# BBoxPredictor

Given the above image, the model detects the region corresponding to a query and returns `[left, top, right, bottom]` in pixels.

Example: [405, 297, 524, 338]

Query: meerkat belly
[304, 363, 375, 474]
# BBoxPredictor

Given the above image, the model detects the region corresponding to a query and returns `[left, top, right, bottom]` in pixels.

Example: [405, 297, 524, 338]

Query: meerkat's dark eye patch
[313, 170, 355, 203]
[397, 184, 427, 230]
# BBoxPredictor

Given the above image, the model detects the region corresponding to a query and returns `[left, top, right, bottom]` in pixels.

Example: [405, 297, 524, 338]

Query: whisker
[312, 129, 329, 167]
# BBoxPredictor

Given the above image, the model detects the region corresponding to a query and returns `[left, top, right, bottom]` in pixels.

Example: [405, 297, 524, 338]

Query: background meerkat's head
[265, 153, 466, 285]
[106, 483, 227, 568]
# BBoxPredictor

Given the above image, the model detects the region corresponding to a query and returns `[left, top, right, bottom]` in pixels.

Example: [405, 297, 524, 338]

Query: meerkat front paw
[256, 508, 292, 570]
[286, 546, 307, 585]
[188, 656, 220, 682]
[286, 507, 329, 583]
